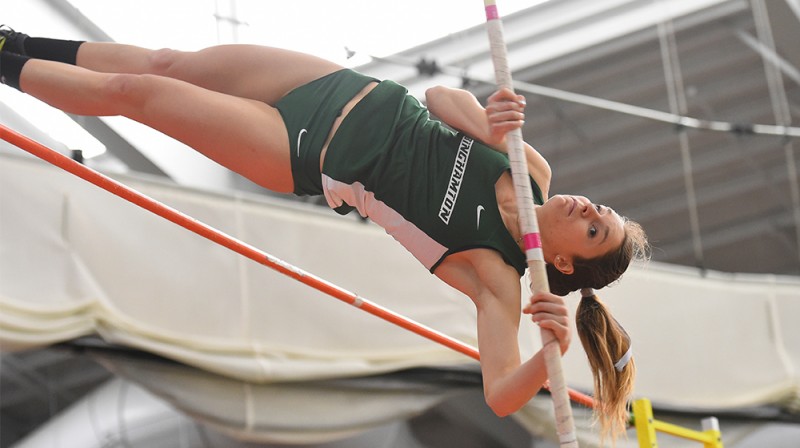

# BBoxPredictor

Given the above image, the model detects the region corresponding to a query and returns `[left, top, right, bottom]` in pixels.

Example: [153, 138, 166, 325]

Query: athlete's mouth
[568, 196, 576, 216]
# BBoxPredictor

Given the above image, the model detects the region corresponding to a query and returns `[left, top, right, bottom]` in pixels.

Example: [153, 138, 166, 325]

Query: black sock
[23, 37, 84, 65]
[0, 52, 30, 90]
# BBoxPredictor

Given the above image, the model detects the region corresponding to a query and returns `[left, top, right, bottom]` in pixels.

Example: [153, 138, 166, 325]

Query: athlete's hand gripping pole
[483, 2, 578, 447]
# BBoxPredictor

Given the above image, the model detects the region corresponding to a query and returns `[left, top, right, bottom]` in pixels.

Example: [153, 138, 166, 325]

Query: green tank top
[322, 79, 544, 276]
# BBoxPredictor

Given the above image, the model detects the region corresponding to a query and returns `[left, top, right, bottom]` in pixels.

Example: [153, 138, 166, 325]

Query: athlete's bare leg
[18, 57, 301, 192]
[75, 43, 344, 104]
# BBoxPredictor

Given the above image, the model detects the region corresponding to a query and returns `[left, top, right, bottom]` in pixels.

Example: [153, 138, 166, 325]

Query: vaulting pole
[482, 2, 578, 446]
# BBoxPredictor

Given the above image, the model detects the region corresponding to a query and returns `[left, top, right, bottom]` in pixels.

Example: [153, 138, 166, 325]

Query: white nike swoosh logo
[297, 129, 307, 157]
[476, 205, 485, 229]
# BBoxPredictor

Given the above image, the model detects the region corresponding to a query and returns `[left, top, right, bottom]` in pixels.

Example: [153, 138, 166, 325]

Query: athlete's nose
[575, 197, 593, 217]
[580, 201, 601, 219]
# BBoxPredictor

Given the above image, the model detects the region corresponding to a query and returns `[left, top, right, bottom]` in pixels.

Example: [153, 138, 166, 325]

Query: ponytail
[576, 288, 635, 444]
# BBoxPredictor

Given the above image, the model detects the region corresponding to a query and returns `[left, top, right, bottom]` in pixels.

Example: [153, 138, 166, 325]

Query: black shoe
[0, 25, 28, 55]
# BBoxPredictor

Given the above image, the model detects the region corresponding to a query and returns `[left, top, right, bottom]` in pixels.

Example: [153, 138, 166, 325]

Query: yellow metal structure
[633, 398, 724, 448]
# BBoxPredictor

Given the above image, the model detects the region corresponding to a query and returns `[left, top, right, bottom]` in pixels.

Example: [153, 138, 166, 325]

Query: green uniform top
[322, 79, 544, 276]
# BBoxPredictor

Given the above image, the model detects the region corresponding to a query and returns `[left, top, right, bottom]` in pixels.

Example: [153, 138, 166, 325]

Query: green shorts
[275, 69, 378, 196]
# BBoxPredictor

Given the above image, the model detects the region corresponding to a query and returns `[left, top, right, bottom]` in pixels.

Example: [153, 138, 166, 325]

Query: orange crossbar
[0, 123, 595, 409]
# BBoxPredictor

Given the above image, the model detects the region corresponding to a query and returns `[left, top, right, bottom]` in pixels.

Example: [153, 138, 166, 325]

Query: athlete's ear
[554, 255, 574, 275]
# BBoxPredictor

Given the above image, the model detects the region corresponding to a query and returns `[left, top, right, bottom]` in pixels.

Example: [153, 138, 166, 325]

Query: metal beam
[655, 207, 799, 263]
[69, 115, 167, 177]
[39, 0, 173, 179]
[41, 0, 114, 42]
[737, 30, 800, 86]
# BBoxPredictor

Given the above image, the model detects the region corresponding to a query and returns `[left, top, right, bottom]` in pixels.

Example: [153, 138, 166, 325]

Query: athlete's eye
[589, 225, 597, 238]
[595, 204, 602, 213]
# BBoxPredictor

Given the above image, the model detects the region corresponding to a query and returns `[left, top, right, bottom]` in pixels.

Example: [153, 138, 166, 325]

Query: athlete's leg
[3, 28, 345, 104]
[18, 58, 295, 192]
[76, 43, 344, 104]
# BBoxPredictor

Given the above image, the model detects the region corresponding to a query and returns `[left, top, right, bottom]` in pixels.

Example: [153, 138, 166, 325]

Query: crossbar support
[633, 398, 724, 448]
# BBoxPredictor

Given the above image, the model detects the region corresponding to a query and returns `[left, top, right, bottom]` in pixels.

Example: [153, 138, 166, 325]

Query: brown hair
[577, 293, 636, 444]
[547, 218, 649, 443]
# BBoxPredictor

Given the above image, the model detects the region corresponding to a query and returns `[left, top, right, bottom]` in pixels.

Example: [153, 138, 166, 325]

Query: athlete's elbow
[425, 86, 448, 114]
[425, 85, 447, 101]
[484, 391, 518, 417]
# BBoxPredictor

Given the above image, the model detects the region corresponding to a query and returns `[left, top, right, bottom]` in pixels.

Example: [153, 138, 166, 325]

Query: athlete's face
[536, 195, 625, 274]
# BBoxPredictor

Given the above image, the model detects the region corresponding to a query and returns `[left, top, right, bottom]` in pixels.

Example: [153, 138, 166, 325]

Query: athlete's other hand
[523, 291, 571, 355]
[485, 88, 526, 148]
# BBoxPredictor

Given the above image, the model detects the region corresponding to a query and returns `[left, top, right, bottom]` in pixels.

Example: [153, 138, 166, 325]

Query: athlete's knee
[102, 73, 154, 109]
[147, 48, 183, 76]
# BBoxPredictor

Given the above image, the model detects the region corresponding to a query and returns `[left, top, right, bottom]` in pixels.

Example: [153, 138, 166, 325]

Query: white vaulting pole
[482, 2, 578, 447]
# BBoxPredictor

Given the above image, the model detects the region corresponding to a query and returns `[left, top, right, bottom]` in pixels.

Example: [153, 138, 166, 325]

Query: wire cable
[367, 52, 800, 138]
[751, 0, 800, 268]
[656, 0, 705, 271]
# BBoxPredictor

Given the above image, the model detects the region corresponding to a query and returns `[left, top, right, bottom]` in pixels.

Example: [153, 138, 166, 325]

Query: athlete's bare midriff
[318, 81, 379, 170]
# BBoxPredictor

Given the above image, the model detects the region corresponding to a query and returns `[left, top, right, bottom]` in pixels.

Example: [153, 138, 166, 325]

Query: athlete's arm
[425, 85, 551, 193]
[479, 288, 571, 416]
[434, 249, 571, 416]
